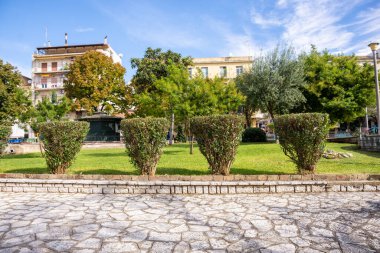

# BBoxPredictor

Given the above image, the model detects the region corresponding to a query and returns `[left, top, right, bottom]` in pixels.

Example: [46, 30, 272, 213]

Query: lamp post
[368, 42, 380, 134]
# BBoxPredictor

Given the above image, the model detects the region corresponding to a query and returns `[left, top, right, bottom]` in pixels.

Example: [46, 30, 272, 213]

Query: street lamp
[368, 42, 380, 134]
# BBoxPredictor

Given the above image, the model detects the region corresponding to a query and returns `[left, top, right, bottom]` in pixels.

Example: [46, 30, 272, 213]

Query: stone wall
[359, 136, 380, 151]
[0, 175, 379, 195]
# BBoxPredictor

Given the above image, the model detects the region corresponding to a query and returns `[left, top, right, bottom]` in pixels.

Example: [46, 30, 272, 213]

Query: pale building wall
[32, 45, 122, 105]
[190, 56, 252, 79]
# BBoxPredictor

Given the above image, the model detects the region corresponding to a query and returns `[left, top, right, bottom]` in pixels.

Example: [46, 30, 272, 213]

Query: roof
[193, 56, 253, 64]
[36, 43, 108, 50]
[78, 112, 122, 121]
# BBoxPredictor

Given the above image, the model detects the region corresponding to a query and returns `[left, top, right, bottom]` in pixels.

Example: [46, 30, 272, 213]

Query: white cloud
[250, 10, 282, 28]
[75, 27, 95, 33]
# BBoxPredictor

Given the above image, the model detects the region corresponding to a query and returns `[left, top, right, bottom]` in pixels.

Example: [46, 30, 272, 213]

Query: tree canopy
[299, 46, 375, 124]
[130, 47, 192, 94]
[236, 45, 306, 119]
[0, 59, 32, 123]
[64, 51, 131, 114]
[30, 96, 71, 132]
[134, 64, 243, 121]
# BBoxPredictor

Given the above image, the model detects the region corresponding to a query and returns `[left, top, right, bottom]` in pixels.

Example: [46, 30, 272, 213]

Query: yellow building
[190, 56, 252, 79]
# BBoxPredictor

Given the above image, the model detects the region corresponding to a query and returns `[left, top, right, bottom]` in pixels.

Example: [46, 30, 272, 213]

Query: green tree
[300, 46, 375, 124]
[64, 51, 131, 114]
[30, 96, 71, 133]
[236, 45, 306, 119]
[135, 65, 243, 145]
[0, 59, 32, 122]
[130, 47, 192, 94]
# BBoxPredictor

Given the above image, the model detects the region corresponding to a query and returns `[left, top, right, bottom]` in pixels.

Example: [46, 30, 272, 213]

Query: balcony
[33, 83, 64, 91]
[32, 67, 70, 74]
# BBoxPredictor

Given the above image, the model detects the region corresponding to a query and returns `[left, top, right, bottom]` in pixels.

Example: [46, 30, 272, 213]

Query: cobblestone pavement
[0, 192, 379, 253]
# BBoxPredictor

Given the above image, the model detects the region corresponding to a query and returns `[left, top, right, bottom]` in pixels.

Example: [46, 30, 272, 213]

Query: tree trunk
[190, 135, 194, 155]
[244, 104, 253, 128]
[169, 113, 175, 145]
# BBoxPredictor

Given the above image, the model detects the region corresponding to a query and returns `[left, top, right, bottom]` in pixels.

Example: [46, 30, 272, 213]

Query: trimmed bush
[242, 127, 267, 142]
[274, 113, 329, 174]
[190, 115, 244, 175]
[0, 124, 12, 156]
[39, 121, 89, 174]
[121, 118, 169, 176]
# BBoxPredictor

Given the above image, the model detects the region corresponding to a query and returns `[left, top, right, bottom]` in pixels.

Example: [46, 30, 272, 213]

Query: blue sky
[0, 0, 379, 81]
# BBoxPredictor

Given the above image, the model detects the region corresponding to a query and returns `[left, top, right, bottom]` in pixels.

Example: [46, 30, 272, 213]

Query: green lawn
[0, 143, 379, 175]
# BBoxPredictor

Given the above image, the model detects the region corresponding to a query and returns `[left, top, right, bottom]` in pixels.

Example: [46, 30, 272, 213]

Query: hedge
[274, 113, 329, 174]
[39, 121, 89, 174]
[242, 127, 267, 142]
[0, 124, 12, 156]
[190, 115, 244, 175]
[121, 118, 169, 176]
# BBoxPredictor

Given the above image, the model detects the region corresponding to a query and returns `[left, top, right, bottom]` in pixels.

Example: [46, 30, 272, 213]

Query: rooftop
[35, 43, 109, 55]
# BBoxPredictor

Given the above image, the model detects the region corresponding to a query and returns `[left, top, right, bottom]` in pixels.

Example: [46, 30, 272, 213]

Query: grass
[0, 143, 379, 175]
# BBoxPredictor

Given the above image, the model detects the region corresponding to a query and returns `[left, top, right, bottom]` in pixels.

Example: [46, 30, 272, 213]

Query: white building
[31, 34, 122, 105]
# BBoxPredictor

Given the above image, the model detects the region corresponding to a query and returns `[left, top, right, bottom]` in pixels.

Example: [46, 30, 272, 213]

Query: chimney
[65, 33, 68, 45]
[104, 35, 108, 44]
[47, 40, 51, 47]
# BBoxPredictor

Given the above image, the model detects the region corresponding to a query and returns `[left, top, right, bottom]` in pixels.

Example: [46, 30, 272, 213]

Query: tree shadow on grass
[340, 145, 380, 159]
[156, 167, 209, 175]
[1, 153, 42, 160]
[71, 169, 139, 175]
[81, 152, 127, 158]
[230, 167, 295, 175]
[4, 167, 49, 174]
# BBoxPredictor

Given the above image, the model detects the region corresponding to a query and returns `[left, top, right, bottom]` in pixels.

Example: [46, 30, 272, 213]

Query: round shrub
[190, 115, 244, 175]
[274, 113, 329, 174]
[0, 124, 12, 156]
[39, 121, 89, 174]
[242, 127, 267, 142]
[121, 118, 169, 176]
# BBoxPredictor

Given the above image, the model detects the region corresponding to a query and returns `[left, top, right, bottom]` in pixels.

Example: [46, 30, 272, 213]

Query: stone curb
[0, 173, 379, 181]
[0, 178, 379, 195]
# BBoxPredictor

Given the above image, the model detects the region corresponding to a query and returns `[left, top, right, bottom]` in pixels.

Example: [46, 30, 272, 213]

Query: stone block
[346, 185, 363, 192]
[311, 185, 326, 192]
[47, 187, 59, 193]
[254, 186, 270, 193]
[329, 185, 341, 192]
[12, 187, 23, 192]
[276, 185, 294, 193]
[102, 188, 115, 194]
[195, 186, 203, 194]
[220, 186, 228, 194]
[132, 188, 146, 194]
[187, 186, 196, 194]
[209, 186, 217, 194]
[175, 186, 183, 194]
[228, 186, 236, 194]
[68, 188, 78, 193]
[58, 187, 69, 193]
[36, 187, 48, 193]
[203, 186, 209, 194]
[363, 185, 377, 191]
[157, 187, 171, 194]
[294, 185, 306, 192]
[92, 188, 104, 194]
[236, 186, 253, 194]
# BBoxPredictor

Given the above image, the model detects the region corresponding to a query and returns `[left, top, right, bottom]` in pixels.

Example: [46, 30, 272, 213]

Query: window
[60, 89, 65, 94]
[41, 63, 47, 72]
[52, 62, 57, 71]
[188, 68, 193, 78]
[41, 77, 47, 88]
[201, 67, 208, 78]
[236, 66, 243, 76]
[219, 66, 227, 77]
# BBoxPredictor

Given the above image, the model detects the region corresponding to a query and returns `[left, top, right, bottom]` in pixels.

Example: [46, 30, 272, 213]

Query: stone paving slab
[0, 192, 379, 252]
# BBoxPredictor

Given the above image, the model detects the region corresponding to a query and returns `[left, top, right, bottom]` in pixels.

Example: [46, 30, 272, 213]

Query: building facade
[190, 56, 253, 79]
[31, 35, 122, 105]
